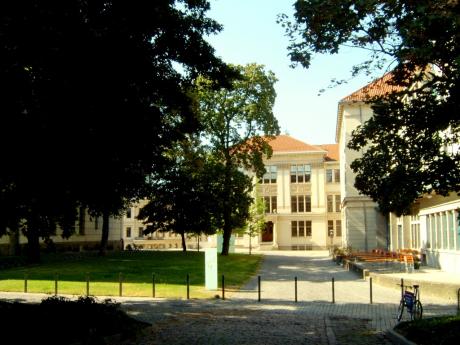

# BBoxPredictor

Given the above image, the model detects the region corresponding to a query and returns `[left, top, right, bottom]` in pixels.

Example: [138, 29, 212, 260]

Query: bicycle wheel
[412, 300, 423, 320]
[397, 299, 405, 321]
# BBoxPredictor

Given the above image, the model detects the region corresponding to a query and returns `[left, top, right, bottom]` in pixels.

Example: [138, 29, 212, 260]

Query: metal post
[332, 277, 335, 304]
[370, 277, 373, 304]
[152, 273, 156, 298]
[401, 278, 404, 298]
[24, 273, 28, 293]
[258, 275, 261, 302]
[86, 273, 90, 296]
[457, 288, 460, 315]
[54, 273, 58, 296]
[119, 272, 123, 297]
[295, 276, 298, 303]
[222, 275, 225, 300]
[186, 273, 190, 300]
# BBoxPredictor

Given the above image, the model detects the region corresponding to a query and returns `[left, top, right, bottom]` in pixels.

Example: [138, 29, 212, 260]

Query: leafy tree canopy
[195, 63, 280, 254]
[281, 0, 460, 215]
[0, 0, 236, 259]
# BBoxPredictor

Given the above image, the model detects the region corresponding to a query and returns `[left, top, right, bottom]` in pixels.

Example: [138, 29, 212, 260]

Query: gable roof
[340, 72, 403, 102]
[267, 135, 325, 154]
[336, 72, 403, 142]
[318, 144, 339, 162]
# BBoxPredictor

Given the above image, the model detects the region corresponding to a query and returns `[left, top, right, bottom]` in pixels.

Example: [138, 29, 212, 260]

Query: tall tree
[239, 188, 266, 255]
[0, 1, 236, 261]
[281, 0, 460, 214]
[196, 63, 280, 255]
[138, 139, 221, 251]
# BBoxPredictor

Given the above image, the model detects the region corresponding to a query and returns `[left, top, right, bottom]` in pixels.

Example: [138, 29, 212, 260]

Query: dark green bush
[0, 296, 149, 345]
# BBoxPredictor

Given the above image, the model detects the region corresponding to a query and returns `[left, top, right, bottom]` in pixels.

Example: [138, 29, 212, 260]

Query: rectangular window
[449, 211, 455, 250]
[126, 227, 132, 238]
[335, 195, 341, 212]
[271, 196, 277, 213]
[291, 221, 298, 237]
[306, 221, 312, 236]
[334, 169, 340, 182]
[299, 221, 305, 237]
[456, 211, 460, 251]
[426, 216, 431, 248]
[305, 195, 311, 212]
[138, 227, 143, 238]
[264, 196, 270, 214]
[290, 165, 297, 183]
[436, 214, 442, 249]
[297, 165, 304, 183]
[326, 169, 333, 183]
[305, 165, 311, 182]
[327, 195, 333, 213]
[291, 195, 311, 213]
[291, 196, 297, 213]
[336, 220, 342, 237]
[262, 165, 277, 184]
[291, 164, 311, 183]
[431, 215, 436, 249]
[298, 196, 305, 212]
[328, 220, 334, 237]
[270, 166, 277, 183]
[126, 208, 132, 218]
[442, 212, 448, 249]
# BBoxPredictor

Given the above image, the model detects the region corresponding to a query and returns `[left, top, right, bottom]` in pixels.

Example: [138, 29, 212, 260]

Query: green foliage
[282, 0, 460, 214]
[395, 315, 460, 345]
[239, 187, 266, 254]
[138, 137, 222, 250]
[0, 1, 236, 260]
[0, 296, 148, 345]
[196, 63, 280, 254]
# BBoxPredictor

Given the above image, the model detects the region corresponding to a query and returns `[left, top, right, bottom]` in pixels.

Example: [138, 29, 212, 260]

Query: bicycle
[397, 284, 423, 321]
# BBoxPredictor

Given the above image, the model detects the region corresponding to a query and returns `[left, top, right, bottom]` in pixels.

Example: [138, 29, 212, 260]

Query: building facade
[0, 209, 123, 255]
[336, 75, 394, 251]
[236, 135, 342, 250]
[122, 200, 208, 251]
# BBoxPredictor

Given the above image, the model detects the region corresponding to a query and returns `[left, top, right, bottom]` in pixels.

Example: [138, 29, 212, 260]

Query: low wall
[368, 272, 460, 302]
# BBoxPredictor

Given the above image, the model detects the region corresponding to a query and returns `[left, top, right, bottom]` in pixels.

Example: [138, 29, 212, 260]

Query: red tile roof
[319, 144, 339, 162]
[268, 135, 325, 153]
[340, 72, 403, 102]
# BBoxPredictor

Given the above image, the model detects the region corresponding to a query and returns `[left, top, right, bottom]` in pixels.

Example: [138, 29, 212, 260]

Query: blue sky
[205, 0, 383, 145]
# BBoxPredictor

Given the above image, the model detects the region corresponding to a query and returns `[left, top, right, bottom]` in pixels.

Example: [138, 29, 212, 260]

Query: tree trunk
[249, 232, 252, 255]
[221, 157, 233, 256]
[98, 211, 110, 256]
[26, 231, 40, 263]
[180, 232, 187, 252]
[221, 223, 231, 255]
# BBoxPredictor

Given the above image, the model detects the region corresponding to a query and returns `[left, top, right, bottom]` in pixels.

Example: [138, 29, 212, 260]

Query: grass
[0, 250, 263, 298]
[394, 315, 460, 345]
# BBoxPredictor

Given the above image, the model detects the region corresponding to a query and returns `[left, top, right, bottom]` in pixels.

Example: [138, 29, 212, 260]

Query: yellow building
[236, 135, 341, 251]
[336, 72, 460, 273]
[122, 200, 208, 251]
[336, 74, 395, 251]
[0, 209, 123, 255]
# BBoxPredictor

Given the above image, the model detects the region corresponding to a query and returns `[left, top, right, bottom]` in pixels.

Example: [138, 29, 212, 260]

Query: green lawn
[0, 251, 262, 298]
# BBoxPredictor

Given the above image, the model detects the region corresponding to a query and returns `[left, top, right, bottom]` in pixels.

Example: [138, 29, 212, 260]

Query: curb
[386, 328, 417, 345]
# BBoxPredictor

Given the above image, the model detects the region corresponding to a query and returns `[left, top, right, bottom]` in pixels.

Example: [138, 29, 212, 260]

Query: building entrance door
[262, 221, 273, 242]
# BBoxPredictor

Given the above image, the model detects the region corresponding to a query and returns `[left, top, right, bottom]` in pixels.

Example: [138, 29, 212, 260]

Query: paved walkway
[1, 251, 458, 344]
